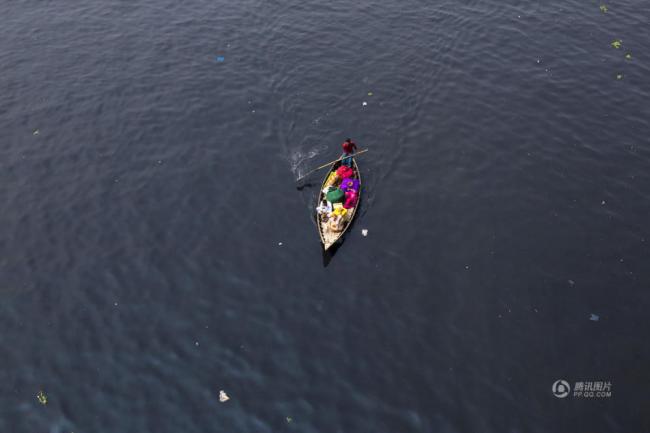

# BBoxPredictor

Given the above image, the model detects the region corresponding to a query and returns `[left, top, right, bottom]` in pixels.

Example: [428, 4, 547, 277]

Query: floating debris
[219, 390, 230, 402]
[611, 39, 622, 49]
[601, 200, 606, 205]
[286, 417, 293, 423]
[599, 4, 608, 13]
[367, 92, 373, 96]
[568, 279, 575, 286]
[216, 56, 225, 62]
[362, 101, 368, 106]
[625, 53, 632, 60]
[32, 129, 40, 136]
[36, 390, 47, 405]
[361, 229, 368, 237]
[590, 313, 600, 321]
[616, 73, 623, 80]
[278, 242, 283, 246]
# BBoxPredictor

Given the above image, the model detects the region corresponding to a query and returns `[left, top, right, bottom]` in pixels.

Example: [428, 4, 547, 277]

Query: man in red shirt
[341, 138, 357, 166]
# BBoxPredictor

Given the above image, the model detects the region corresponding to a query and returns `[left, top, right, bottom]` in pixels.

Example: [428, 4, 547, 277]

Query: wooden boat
[316, 156, 361, 250]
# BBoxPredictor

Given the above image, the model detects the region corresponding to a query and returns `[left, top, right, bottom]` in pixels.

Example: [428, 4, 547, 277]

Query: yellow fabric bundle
[332, 207, 348, 217]
[324, 172, 340, 188]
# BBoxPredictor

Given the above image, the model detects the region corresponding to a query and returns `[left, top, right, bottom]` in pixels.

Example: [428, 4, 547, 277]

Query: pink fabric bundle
[343, 190, 358, 209]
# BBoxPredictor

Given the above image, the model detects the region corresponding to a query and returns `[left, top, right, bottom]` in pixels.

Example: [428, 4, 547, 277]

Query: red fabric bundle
[336, 165, 354, 179]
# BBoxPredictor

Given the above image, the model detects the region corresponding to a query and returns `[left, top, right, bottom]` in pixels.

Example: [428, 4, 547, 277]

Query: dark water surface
[2, 0, 650, 432]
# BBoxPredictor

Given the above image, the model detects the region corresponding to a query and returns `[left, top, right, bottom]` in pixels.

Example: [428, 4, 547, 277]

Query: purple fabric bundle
[340, 178, 360, 192]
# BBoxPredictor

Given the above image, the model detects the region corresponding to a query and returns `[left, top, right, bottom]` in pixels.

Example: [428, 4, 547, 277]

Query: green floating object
[599, 4, 608, 13]
[611, 39, 622, 49]
[37, 390, 47, 405]
[367, 92, 373, 96]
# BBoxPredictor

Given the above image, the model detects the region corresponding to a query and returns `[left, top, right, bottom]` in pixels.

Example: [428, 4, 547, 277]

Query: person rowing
[341, 138, 358, 167]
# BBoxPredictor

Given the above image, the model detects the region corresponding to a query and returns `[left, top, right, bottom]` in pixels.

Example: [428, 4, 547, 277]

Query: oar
[296, 149, 368, 182]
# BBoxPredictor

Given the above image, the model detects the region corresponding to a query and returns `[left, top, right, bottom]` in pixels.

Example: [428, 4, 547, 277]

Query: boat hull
[316, 157, 361, 250]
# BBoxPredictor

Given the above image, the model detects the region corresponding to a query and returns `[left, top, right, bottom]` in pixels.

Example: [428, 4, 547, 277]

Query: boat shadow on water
[322, 239, 342, 267]
[321, 214, 359, 267]
[295, 182, 316, 191]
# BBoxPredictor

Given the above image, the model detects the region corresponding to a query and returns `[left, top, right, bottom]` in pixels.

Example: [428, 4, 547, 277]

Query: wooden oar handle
[297, 149, 369, 181]
[316, 149, 368, 170]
